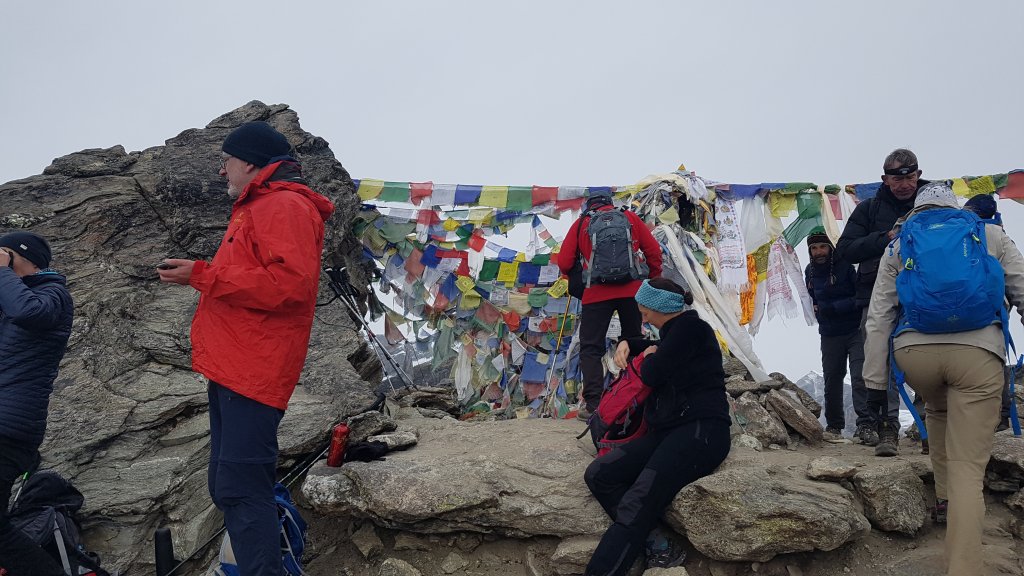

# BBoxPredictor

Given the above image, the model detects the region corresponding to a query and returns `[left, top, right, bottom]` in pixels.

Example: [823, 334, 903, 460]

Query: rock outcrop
[0, 102, 378, 573]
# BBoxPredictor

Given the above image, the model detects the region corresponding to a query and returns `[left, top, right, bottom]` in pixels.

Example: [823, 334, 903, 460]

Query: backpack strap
[889, 333, 928, 439]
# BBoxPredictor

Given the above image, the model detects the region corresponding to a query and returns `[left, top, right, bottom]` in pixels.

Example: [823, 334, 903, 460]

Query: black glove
[343, 441, 389, 463]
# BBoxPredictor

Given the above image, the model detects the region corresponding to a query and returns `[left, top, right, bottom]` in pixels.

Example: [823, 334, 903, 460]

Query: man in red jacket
[557, 190, 662, 419]
[158, 121, 334, 575]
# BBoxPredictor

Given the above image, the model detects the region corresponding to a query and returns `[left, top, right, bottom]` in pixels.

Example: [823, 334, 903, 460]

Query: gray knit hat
[914, 181, 959, 209]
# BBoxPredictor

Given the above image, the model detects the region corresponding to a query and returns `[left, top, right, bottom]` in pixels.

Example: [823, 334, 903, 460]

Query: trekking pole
[541, 295, 574, 417]
[324, 267, 418, 391]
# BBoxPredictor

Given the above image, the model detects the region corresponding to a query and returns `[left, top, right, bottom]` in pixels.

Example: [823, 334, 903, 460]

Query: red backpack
[587, 353, 652, 456]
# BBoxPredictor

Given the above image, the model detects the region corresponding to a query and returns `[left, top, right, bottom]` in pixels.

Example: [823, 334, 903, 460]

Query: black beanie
[222, 121, 291, 168]
[806, 231, 832, 247]
[0, 232, 52, 269]
[964, 193, 997, 220]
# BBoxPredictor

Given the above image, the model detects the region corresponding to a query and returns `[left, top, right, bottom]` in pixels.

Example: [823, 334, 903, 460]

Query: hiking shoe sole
[875, 443, 898, 457]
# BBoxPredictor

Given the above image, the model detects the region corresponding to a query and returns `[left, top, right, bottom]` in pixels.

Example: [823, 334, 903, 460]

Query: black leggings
[583, 419, 730, 576]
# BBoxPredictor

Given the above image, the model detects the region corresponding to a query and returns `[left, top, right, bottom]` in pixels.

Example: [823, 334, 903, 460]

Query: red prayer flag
[532, 186, 558, 206]
[410, 182, 433, 205]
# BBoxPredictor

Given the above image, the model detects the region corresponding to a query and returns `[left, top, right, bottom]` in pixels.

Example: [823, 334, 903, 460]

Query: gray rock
[852, 462, 927, 534]
[379, 558, 422, 576]
[666, 466, 869, 562]
[986, 431, 1024, 493]
[734, 392, 789, 447]
[454, 532, 483, 552]
[393, 532, 432, 551]
[303, 419, 609, 538]
[352, 522, 384, 560]
[643, 568, 690, 576]
[1005, 488, 1024, 512]
[348, 411, 399, 443]
[806, 457, 858, 481]
[732, 434, 763, 452]
[551, 536, 601, 575]
[765, 389, 824, 444]
[368, 431, 419, 450]
[770, 373, 822, 418]
[440, 551, 468, 574]
[723, 355, 750, 379]
[725, 377, 763, 397]
[1, 101, 380, 573]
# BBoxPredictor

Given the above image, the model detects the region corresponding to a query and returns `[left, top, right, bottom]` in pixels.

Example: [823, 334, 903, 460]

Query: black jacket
[624, 311, 730, 430]
[835, 180, 929, 306]
[0, 269, 74, 446]
[804, 257, 860, 337]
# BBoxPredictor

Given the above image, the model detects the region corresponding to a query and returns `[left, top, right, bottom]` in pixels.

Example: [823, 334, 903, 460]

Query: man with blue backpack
[863, 182, 1024, 576]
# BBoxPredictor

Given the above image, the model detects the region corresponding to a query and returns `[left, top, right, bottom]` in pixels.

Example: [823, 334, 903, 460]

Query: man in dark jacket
[0, 232, 73, 575]
[557, 190, 662, 420]
[836, 148, 930, 455]
[804, 232, 866, 439]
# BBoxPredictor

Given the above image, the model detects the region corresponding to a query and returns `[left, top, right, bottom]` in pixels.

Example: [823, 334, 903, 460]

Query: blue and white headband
[634, 280, 687, 313]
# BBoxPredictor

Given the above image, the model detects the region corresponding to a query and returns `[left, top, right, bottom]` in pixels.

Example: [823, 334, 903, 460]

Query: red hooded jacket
[189, 161, 335, 409]
[557, 205, 663, 304]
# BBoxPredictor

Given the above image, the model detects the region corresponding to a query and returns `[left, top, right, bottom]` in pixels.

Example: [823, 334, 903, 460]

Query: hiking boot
[645, 534, 687, 569]
[576, 406, 593, 422]
[875, 423, 899, 457]
[823, 427, 844, 442]
[921, 438, 929, 455]
[996, 418, 1010, 432]
[855, 424, 879, 447]
[932, 499, 948, 524]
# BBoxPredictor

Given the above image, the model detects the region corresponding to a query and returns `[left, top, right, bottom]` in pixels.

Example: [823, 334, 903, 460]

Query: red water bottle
[326, 423, 350, 467]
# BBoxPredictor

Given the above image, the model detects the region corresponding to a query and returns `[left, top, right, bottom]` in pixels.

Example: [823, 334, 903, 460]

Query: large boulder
[986, 431, 1024, 493]
[1, 101, 378, 573]
[303, 415, 609, 538]
[852, 462, 926, 535]
[765, 389, 824, 444]
[665, 464, 869, 562]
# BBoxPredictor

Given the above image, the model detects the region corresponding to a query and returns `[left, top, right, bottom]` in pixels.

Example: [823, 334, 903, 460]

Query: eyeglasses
[220, 156, 233, 170]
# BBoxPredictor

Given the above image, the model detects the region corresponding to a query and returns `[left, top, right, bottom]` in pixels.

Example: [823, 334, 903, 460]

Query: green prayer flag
[506, 186, 533, 212]
[380, 181, 411, 203]
[479, 260, 500, 282]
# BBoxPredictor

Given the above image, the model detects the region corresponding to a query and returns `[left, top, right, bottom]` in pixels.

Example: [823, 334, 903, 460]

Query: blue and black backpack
[891, 207, 1021, 436]
[215, 483, 308, 575]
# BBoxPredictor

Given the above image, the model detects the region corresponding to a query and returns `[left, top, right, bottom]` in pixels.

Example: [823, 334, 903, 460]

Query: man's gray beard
[227, 184, 241, 199]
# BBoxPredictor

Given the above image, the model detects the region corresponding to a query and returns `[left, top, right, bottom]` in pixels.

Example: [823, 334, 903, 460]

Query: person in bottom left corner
[0, 232, 73, 576]
[583, 277, 731, 576]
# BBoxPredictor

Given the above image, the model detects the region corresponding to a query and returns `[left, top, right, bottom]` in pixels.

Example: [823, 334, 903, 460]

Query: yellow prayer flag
[514, 252, 528, 263]
[461, 291, 482, 309]
[951, 178, 971, 198]
[468, 207, 493, 225]
[657, 206, 680, 225]
[767, 192, 797, 217]
[479, 186, 509, 208]
[547, 278, 568, 298]
[443, 217, 460, 231]
[968, 175, 996, 195]
[455, 275, 476, 293]
[357, 179, 384, 201]
[497, 262, 519, 283]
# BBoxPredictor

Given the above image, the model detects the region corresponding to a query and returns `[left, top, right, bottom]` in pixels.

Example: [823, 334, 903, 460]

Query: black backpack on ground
[8, 471, 110, 576]
[583, 207, 649, 287]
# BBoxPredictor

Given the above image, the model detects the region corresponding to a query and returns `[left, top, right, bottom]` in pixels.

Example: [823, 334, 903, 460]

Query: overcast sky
[2, 1, 1022, 380]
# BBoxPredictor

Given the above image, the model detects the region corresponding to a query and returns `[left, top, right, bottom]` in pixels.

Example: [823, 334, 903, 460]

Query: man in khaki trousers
[863, 182, 1024, 576]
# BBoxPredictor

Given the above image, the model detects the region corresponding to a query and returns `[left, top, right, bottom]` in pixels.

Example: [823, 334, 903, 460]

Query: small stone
[1006, 489, 1024, 512]
[379, 558, 422, 576]
[351, 522, 384, 560]
[393, 532, 432, 552]
[367, 431, 419, 450]
[806, 457, 858, 481]
[642, 567, 690, 575]
[441, 551, 469, 574]
[455, 532, 482, 552]
[732, 434, 763, 452]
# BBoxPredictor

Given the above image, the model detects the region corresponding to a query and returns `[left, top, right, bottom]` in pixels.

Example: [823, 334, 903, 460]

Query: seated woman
[584, 277, 731, 576]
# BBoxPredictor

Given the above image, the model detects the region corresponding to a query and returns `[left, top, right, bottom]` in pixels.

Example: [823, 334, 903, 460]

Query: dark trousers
[208, 382, 285, 576]
[1001, 365, 1012, 421]
[820, 330, 868, 430]
[583, 420, 730, 576]
[579, 298, 643, 410]
[0, 437, 64, 576]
